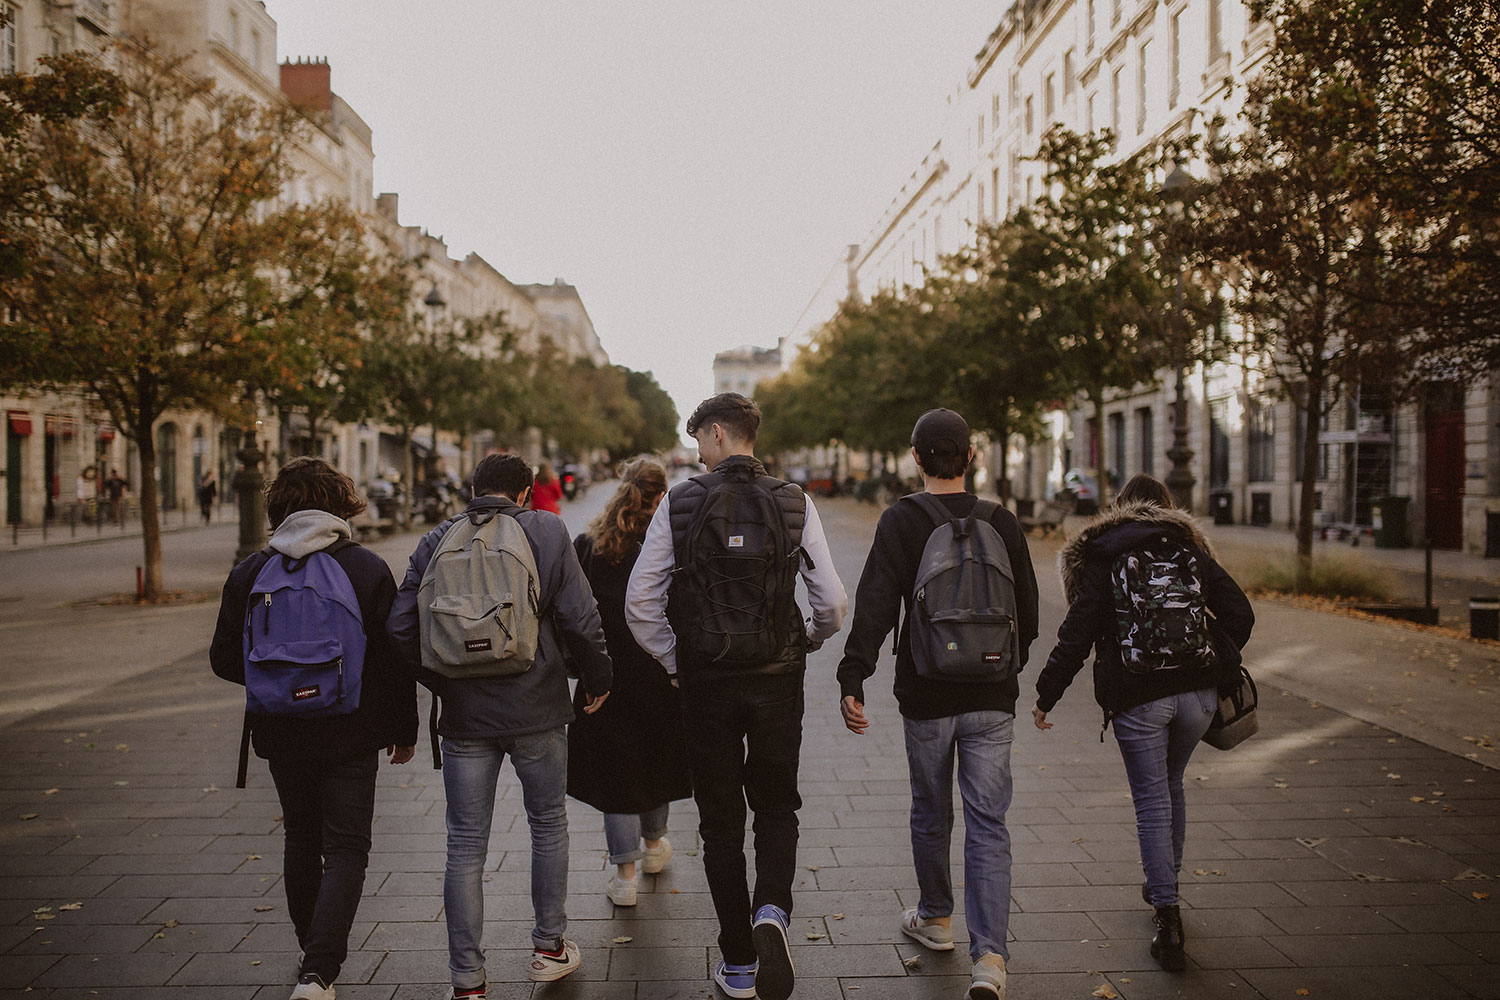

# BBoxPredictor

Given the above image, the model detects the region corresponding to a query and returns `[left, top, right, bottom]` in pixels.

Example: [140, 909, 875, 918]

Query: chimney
[280, 56, 332, 113]
[375, 192, 399, 222]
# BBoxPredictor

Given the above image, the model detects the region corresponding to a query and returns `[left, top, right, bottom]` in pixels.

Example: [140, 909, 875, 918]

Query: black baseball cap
[910, 408, 970, 457]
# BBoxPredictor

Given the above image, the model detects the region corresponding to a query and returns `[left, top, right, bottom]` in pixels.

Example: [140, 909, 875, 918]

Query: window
[1086, 91, 1097, 133]
[1009, 71, 1019, 115]
[1108, 412, 1125, 485]
[251, 29, 262, 70]
[992, 92, 1001, 130]
[229, 8, 241, 54]
[1008, 151, 1020, 206]
[1136, 40, 1150, 134]
[1087, 0, 1097, 50]
[1064, 49, 1076, 98]
[1248, 399, 1275, 482]
[1045, 73, 1055, 120]
[977, 181, 986, 223]
[978, 112, 985, 148]
[1294, 404, 1330, 482]
[1025, 94, 1034, 134]
[1110, 65, 1122, 135]
[992, 166, 1001, 219]
[1169, 9, 1183, 108]
[1112, 0, 1122, 26]
[1, 5, 17, 75]
[1209, 399, 1231, 489]
[1137, 407, 1155, 476]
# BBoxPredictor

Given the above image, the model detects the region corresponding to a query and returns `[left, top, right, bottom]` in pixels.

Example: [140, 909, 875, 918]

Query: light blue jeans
[604, 803, 671, 865]
[903, 710, 1014, 962]
[441, 727, 569, 990]
[1112, 688, 1218, 908]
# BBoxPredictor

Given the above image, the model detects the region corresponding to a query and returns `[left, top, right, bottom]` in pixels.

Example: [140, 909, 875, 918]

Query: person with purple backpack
[211, 457, 417, 1000]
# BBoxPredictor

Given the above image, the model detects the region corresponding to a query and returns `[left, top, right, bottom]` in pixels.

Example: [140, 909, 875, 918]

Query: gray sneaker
[968, 954, 1007, 1000]
[899, 906, 955, 951]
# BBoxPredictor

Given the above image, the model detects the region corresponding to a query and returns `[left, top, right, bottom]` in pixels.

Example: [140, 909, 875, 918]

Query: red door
[1425, 410, 1465, 549]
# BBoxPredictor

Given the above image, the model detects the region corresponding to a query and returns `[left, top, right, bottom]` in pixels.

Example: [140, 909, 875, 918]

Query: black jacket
[1035, 503, 1255, 722]
[837, 492, 1041, 720]
[211, 540, 418, 761]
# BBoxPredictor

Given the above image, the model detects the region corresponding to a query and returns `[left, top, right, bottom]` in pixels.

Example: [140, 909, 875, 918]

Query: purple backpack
[241, 540, 365, 717]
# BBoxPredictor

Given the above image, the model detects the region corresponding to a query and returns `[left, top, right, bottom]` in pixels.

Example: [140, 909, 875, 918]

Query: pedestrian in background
[387, 451, 611, 995]
[210, 457, 417, 1000]
[566, 457, 693, 908]
[627, 392, 847, 1000]
[531, 461, 563, 515]
[198, 472, 218, 525]
[837, 408, 1039, 1000]
[1031, 473, 1253, 971]
[104, 468, 128, 526]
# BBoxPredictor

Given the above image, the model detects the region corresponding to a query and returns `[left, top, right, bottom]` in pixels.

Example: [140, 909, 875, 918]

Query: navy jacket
[387, 495, 611, 740]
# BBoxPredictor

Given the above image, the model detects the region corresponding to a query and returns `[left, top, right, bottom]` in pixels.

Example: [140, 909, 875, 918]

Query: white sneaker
[641, 837, 673, 874]
[528, 938, 581, 982]
[606, 872, 638, 906]
[968, 954, 1007, 1000]
[899, 906, 955, 951]
[289, 974, 335, 1000]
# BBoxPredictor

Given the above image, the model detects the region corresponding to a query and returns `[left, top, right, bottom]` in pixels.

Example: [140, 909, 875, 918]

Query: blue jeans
[605, 803, 671, 864]
[442, 727, 569, 990]
[1113, 688, 1217, 908]
[903, 710, 1014, 962]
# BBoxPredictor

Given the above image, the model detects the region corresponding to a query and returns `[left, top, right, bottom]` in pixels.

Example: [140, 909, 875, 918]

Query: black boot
[1150, 905, 1186, 971]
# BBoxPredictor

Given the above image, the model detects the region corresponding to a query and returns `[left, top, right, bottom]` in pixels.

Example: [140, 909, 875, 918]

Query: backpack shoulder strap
[902, 491, 956, 533]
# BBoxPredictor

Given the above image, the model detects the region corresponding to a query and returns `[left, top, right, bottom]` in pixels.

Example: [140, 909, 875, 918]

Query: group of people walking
[210, 390, 1252, 1000]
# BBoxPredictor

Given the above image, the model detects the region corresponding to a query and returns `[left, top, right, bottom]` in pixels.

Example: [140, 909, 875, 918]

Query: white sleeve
[798, 496, 849, 643]
[625, 493, 678, 676]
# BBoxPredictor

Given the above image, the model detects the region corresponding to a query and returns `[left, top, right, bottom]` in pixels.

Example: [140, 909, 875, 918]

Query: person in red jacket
[531, 461, 564, 515]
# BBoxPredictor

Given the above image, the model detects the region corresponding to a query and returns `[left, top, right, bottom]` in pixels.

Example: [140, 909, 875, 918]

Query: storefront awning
[7, 410, 32, 436]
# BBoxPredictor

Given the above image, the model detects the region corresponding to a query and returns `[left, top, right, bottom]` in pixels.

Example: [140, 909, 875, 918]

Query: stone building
[792, 0, 1498, 555]
[713, 342, 785, 399]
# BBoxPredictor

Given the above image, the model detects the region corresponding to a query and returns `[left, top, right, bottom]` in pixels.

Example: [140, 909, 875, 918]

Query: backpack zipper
[336, 656, 344, 704]
[262, 594, 271, 634]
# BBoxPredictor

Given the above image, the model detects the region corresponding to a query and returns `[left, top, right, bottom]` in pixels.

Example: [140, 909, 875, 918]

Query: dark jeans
[268, 752, 378, 985]
[680, 673, 803, 965]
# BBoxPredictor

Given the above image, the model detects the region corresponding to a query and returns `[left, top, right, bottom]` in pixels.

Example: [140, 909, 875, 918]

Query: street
[1, 483, 1499, 997]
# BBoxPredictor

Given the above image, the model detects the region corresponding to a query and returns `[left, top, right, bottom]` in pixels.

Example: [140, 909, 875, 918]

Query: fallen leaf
[202, 785, 219, 794]
[1120, 979, 1131, 984]
[1296, 991, 1310, 997]
[35, 914, 55, 921]
[246, 855, 261, 861]
[58, 903, 82, 911]
[830, 913, 845, 920]
[1474, 893, 1491, 901]
[670, 888, 680, 893]
[43, 788, 59, 796]
[253, 906, 273, 912]
[806, 932, 826, 940]
[807, 865, 820, 871]
[1194, 869, 1209, 876]
[1387, 773, 1401, 780]
[847, 986, 860, 991]
[164, 919, 180, 928]
[114, 744, 129, 751]
[32, 907, 52, 914]
[19, 813, 38, 821]
[1092, 985, 1119, 999]
[902, 955, 920, 968]
[152, 932, 165, 939]
[611, 936, 633, 944]
[249, 960, 261, 966]
[1410, 796, 1426, 803]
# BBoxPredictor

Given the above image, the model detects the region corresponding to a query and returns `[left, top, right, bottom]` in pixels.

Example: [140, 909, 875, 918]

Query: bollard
[1471, 597, 1500, 641]
[136, 566, 144, 602]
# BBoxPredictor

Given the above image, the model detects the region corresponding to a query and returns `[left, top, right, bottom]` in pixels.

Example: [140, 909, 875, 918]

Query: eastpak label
[465, 638, 493, 652]
[292, 685, 320, 701]
[983, 652, 1004, 663]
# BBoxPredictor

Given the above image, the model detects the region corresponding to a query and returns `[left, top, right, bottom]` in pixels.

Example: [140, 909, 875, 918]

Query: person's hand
[806, 639, 823, 654]
[669, 676, 680, 689]
[583, 691, 610, 715]
[1031, 705, 1052, 731]
[841, 695, 869, 735]
[387, 745, 416, 764]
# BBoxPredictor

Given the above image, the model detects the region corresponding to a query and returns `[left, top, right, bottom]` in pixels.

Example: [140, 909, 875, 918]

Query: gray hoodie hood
[269, 510, 353, 559]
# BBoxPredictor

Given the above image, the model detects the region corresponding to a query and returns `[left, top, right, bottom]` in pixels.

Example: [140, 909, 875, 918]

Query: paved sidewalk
[2, 498, 1499, 997]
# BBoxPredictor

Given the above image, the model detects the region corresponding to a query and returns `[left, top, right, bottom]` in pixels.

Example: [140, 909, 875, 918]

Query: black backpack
[1110, 537, 1218, 674]
[670, 467, 806, 666]
[901, 493, 1020, 683]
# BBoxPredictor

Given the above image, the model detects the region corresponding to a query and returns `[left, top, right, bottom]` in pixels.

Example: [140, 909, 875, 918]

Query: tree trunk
[135, 419, 164, 602]
[400, 424, 415, 529]
[1295, 377, 1324, 589]
[994, 410, 1012, 502]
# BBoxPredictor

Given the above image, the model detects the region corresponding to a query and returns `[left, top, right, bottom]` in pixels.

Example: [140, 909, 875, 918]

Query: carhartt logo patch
[292, 685, 320, 701]
[728, 534, 745, 548]
[465, 638, 493, 653]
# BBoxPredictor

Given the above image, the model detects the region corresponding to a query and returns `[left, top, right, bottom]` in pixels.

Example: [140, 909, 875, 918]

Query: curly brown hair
[264, 457, 367, 529]
[586, 457, 668, 564]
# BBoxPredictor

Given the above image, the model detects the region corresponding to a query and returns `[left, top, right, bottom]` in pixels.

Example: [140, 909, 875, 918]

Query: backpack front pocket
[246, 638, 351, 716]
[426, 594, 529, 676]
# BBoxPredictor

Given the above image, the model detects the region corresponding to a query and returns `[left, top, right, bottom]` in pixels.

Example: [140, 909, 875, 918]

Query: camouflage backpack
[1110, 537, 1217, 674]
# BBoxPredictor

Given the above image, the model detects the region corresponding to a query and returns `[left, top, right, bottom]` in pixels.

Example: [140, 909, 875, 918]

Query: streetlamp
[1160, 163, 1197, 513]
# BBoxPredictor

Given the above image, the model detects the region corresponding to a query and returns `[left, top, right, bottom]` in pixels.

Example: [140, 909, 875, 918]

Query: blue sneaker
[713, 959, 757, 999]
[751, 904, 794, 1000]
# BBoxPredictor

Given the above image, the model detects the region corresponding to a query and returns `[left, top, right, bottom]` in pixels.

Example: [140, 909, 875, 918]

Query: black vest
[666, 455, 808, 678]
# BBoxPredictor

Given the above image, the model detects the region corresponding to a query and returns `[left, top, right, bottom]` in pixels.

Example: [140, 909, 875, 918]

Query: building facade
[1, 0, 609, 528]
[792, 0, 1498, 555]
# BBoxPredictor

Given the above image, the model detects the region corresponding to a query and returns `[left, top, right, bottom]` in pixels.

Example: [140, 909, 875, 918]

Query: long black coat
[567, 534, 693, 815]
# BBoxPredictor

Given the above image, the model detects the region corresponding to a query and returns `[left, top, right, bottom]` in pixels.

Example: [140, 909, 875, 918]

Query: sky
[269, 2, 1004, 431]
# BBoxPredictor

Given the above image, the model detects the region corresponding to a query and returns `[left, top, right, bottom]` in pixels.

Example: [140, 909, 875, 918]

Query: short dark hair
[264, 457, 366, 529]
[1115, 473, 1173, 508]
[471, 452, 533, 500]
[686, 392, 760, 442]
[914, 447, 971, 481]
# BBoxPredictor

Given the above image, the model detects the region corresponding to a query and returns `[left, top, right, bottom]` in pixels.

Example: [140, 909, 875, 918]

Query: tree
[612, 368, 680, 458]
[1189, 28, 1398, 578]
[0, 46, 386, 599]
[1022, 128, 1178, 506]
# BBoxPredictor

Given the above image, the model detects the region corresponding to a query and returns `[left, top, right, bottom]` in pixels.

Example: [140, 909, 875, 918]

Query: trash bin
[1372, 495, 1410, 549]
[1472, 597, 1500, 641]
[1211, 491, 1233, 526]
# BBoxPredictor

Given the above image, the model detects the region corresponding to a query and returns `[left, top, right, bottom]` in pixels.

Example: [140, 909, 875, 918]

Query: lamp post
[1160, 163, 1197, 513]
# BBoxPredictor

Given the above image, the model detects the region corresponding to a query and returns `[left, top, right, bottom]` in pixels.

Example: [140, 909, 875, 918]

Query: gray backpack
[904, 493, 1020, 683]
[418, 506, 541, 678]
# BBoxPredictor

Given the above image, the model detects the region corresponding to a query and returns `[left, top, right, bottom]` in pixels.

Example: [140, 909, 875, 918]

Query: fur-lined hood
[1057, 503, 1215, 604]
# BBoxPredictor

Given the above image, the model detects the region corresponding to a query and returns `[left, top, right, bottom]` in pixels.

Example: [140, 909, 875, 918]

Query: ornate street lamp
[1160, 163, 1197, 513]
